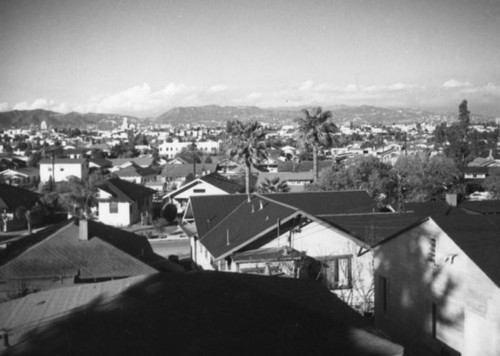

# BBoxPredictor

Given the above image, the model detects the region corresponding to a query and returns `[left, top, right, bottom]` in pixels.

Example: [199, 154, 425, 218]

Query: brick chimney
[79, 218, 89, 241]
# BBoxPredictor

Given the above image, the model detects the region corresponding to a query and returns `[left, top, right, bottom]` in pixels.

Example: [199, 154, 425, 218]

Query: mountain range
[0, 105, 495, 130]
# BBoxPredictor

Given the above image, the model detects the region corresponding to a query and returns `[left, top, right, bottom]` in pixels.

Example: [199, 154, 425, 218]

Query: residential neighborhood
[1, 0, 500, 354]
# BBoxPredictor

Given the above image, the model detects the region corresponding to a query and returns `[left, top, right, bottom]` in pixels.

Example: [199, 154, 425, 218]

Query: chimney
[445, 193, 457, 207]
[79, 218, 89, 241]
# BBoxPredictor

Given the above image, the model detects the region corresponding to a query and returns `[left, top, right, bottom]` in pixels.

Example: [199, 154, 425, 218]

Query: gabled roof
[89, 157, 112, 168]
[189, 194, 248, 238]
[404, 201, 454, 217]
[98, 178, 156, 202]
[199, 195, 298, 259]
[160, 163, 217, 178]
[0, 184, 40, 210]
[262, 190, 377, 215]
[0, 272, 403, 355]
[320, 213, 423, 247]
[0, 219, 182, 281]
[113, 163, 157, 177]
[0, 167, 39, 177]
[167, 173, 245, 201]
[195, 191, 379, 260]
[109, 156, 157, 168]
[432, 215, 500, 287]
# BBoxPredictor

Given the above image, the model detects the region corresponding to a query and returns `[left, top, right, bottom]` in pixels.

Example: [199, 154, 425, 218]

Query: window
[320, 255, 352, 289]
[431, 302, 437, 338]
[379, 276, 388, 313]
[110, 202, 118, 213]
[60, 168, 64, 172]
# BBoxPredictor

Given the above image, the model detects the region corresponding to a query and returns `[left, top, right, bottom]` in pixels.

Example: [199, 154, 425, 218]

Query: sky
[1, 0, 500, 118]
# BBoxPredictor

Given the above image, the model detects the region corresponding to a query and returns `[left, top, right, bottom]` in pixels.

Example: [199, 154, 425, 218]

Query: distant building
[39, 158, 89, 183]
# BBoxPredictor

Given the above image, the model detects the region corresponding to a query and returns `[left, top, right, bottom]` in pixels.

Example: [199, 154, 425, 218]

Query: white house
[184, 191, 412, 312]
[39, 158, 89, 183]
[96, 178, 156, 227]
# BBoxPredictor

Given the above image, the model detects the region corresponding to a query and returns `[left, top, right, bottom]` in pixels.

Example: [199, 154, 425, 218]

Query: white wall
[40, 161, 89, 183]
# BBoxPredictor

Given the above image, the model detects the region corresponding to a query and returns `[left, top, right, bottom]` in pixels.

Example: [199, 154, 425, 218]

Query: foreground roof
[0, 272, 403, 356]
[432, 215, 500, 287]
[0, 219, 182, 281]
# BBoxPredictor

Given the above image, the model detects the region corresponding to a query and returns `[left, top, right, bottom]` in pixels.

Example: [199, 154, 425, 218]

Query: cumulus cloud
[208, 84, 229, 93]
[442, 79, 473, 89]
[0, 102, 11, 112]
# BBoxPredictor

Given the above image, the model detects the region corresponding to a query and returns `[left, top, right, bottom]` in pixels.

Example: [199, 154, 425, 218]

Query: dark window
[432, 302, 437, 338]
[110, 202, 118, 213]
[380, 276, 388, 313]
[321, 255, 352, 289]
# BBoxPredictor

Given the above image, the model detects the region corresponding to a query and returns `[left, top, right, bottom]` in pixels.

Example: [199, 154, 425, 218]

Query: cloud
[208, 84, 229, 93]
[0, 102, 11, 112]
[442, 79, 473, 89]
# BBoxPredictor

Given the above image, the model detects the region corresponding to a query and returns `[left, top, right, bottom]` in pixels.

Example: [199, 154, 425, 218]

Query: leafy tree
[394, 153, 461, 202]
[58, 172, 106, 217]
[308, 155, 397, 206]
[257, 177, 290, 193]
[162, 203, 178, 223]
[295, 107, 338, 182]
[483, 168, 500, 198]
[225, 120, 267, 194]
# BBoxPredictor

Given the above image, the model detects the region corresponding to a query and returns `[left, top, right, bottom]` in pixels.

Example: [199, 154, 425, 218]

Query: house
[96, 178, 156, 227]
[0, 272, 403, 355]
[164, 173, 245, 214]
[112, 163, 157, 184]
[215, 159, 245, 177]
[185, 191, 412, 311]
[372, 215, 500, 356]
[88, 157, 112, 172]
[0, 218, 183, 301]
[0, 184, 43, 232]
[39, 158, 89, 183]
[277, 159, 334, 173]
[0, 167, 40, 187]
[160, 162, 217, 190]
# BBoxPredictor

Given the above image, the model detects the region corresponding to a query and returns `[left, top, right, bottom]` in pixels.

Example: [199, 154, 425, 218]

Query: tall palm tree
[295, 107, 338, 182]
[257, 177, 290, 193]
[226, 120, 267, 194]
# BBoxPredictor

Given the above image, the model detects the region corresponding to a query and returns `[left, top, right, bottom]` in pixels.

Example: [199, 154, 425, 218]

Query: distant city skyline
[1, 0, 499, 117]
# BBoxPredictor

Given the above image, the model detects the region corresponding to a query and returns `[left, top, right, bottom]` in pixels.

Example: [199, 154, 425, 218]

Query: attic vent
[428, 236, 436, 264]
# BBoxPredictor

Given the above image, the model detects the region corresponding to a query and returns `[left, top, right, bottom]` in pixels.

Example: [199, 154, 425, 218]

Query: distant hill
[155, 104, 494, 126]
[0, 109, 139, 130]
[154, 105, 300, 125]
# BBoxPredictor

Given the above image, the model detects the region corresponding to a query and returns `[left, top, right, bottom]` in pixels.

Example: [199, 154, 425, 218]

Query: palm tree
[257, 177, 290, 193]
[295, 107, 338, 182]
[226, 120, 267, 194]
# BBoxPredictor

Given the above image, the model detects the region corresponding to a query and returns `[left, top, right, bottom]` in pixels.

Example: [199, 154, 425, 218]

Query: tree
[59, 172, 106, 217]
[308, 155, 397, 206]
[295, 107, 338, 182]
[483, 168, 500, 198]
[394, 153, 461, 203]
[225, 120, 267, 194]
[257, 177, 290, 193]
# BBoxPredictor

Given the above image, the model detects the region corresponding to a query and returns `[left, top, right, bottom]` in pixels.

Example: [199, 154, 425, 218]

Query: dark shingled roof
[190, 194, 247, 238]
[0, 219, 182, 281]
[262, 190, 377, 215]
[458, 199, 500, 214]
[0, 272, 403, 356]
[160, 163, 217, 178]
[0, 184, 40, 210]
[278, 160, 334, 172]
[98, 177, 156, 203]
[113, 163, 157, 177]
[200, 195, 297, 259]
[432, 215, 500, 287]
[320, 213, 424, 247]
